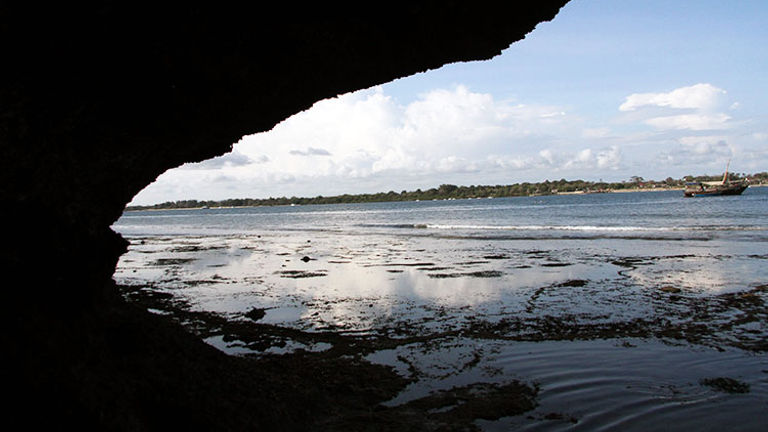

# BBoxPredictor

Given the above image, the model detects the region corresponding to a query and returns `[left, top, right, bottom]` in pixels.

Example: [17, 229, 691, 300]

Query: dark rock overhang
[1, 2, 570, 429]
[3, 2, 567, 241]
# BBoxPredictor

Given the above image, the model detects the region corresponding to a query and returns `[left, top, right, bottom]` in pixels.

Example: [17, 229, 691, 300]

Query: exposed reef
[1, 2, 569, 429]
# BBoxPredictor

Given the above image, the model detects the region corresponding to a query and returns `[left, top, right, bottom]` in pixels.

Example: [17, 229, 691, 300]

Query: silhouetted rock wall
[1, 2, 568, 428]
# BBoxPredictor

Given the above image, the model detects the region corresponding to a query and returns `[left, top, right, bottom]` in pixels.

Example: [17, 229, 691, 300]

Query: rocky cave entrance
[6, 3, 572, 430]
[15, 2, 767, 430]
[102, 3, 768, 430]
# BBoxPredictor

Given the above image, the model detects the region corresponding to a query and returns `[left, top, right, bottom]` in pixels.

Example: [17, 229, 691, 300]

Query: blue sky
[131, 0, 768, 205]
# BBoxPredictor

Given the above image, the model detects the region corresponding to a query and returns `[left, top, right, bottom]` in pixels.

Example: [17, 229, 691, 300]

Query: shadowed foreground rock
[1, 2, 568, 429]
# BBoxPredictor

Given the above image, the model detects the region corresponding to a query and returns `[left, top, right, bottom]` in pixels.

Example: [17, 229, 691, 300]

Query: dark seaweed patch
[541, 412, 579, 424]
[610, 257, 649, 268]
[700, 377, 750, 394]
[483, 254, 510, 260]
[276, 270, 328, 278]
[185, 279, 221, 286]
[466, 270, 503, 278]
[427, 273, 462, 279]
[170, 245, 225, 252]
[394, 381, 538, 423]
[428, 270, 503, 279]
[660, 286, 682, 293]
[150, 258, 196, 266]
[556, 279, 588, 287]
[245, 308, 267, 322]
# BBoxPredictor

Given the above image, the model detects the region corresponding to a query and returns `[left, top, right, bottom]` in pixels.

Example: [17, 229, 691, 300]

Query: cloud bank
[130, 82, 761, 205]
[238, 85, 617, 180]
[619, 83, 733, 131]
[619, 83, 726, 112]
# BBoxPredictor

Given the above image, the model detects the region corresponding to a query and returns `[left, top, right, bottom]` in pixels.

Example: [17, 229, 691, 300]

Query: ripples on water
[369, 339, 768, 432]
[487, 340, 767, 431]
[113, 188, 768, 430]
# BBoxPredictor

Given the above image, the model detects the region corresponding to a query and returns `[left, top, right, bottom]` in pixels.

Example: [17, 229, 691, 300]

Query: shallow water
[113, 188, 768, 430]
[367, 338, 768, 431]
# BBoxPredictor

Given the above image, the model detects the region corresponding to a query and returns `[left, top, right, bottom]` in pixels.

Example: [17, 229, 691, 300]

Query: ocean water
[112, 187, 768, 431]
[116, 188, 768, 241]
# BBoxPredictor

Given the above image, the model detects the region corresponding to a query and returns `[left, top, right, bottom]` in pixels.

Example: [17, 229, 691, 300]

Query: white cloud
[677, 135, 728, 146]
[596, 146, 621, 169]
[130, 85, 590, 204]
[540, 111, 566, 118]
[179, 150, 260, 170]
[619, 84, 735, 132]
[565, 148, 593, 168]
[237, 85, 574, 181]
[677, 136, 732, 156]
[435, 156, 478, 173]
[655, 135, 736, 169]
[582, 127, 611, 138]
[545, 146, 621, 171]
[289, 147, 332, 156]
[619, 83, 726, 112]
[644, 113, 732, 131]
[129, 78, 763, 206]
[539, 149, 557, 165]
[499, 145, 622, 174]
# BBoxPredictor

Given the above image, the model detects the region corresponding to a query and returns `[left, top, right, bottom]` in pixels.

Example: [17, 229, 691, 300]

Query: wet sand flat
[114, 229, 768, 431]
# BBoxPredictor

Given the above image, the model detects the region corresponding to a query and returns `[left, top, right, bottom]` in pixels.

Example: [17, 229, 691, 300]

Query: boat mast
[722, 159, 731, 184]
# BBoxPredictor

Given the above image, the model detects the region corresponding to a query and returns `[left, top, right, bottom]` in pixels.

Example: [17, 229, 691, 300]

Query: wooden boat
[684, 161, 748, 197]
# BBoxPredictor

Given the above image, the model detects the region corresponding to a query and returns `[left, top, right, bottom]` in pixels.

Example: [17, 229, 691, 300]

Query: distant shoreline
[125, 184, 766, 212]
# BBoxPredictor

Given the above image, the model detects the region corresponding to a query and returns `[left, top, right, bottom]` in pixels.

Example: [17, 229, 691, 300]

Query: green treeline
[126, 172, 768, 211]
